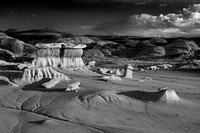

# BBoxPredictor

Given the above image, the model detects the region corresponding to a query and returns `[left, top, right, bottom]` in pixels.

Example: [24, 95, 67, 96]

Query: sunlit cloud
[94, 4, 200, 37]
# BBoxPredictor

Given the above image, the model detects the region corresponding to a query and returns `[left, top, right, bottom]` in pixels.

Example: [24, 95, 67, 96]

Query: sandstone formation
[21, 66, 69, 83]
[19, 42, 86, 85]
[159, 89, 180, 103]
[32, 43, 86, 69]
[115, 69, 121, 76]
[123, 64, 133, 79]
[146, 66, 159, 70]
[99, 67, 109, 74]
[66, 82, 80, 92]
[87, 61, 96, 67]
[120, 89, 180, 103]
[101, 75, 122, 82]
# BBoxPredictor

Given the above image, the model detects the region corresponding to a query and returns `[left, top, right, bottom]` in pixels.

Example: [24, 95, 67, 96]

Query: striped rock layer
[32, 43, 86, 69]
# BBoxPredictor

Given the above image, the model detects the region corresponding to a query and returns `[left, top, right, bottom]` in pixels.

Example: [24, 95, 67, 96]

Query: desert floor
[0, 68, 199, 133]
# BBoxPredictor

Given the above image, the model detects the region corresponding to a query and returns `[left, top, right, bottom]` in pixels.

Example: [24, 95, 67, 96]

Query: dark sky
[1, 0, 200, 37]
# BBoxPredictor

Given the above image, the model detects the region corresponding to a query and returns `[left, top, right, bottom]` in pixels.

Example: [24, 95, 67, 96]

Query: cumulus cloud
[94, 4, 200, 37]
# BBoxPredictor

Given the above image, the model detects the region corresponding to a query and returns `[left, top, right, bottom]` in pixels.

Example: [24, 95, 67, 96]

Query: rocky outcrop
[0, 34, 36, 57]
[66, 82, 80, 92]
[123, 64, 133, 79]
[19, 42, 86, 85]
[164, 40, 199, 57]
[21, 66, 69, 83]
[101, 75, 121, 82]
[32, 43, 86, 69]
[87, 61, 96, 67]
[119, 89, 180, 103]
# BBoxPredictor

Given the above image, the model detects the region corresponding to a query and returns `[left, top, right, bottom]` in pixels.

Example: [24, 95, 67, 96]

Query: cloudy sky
[0, 0, 200, 37]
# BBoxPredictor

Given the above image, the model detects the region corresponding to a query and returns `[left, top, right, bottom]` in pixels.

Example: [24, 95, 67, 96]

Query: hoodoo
[21, 66, 69, 83]
[32, 43, 86, 69]
[123, 64, 133, 79]
[20, 42, 86, 84]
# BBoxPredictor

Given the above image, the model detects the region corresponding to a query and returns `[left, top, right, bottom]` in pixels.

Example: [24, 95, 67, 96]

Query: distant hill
[4, 28, 73, 45]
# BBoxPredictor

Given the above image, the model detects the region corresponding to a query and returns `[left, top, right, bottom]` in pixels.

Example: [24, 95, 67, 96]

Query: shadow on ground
[21, 78, 68, 92]
[118, 90, 166, 102]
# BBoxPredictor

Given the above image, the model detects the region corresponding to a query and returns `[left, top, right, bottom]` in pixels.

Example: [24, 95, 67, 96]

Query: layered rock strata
[21, 66, 69, 83]
[123, 64, 133, 79]
[20, 43, 86, 84]
[32, 43, 86, 69]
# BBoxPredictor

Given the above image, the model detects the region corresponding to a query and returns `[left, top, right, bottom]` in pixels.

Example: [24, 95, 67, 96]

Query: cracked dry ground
[0, 70, 200, 133]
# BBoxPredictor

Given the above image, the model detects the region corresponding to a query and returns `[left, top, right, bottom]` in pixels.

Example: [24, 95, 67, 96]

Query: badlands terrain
[0, 28, 200, 133]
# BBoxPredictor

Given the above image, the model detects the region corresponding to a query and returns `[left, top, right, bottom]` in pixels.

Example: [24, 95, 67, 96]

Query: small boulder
[101, 75, 121, 82]
[87, 61, 96, 67]
[66, 82, 80, 92]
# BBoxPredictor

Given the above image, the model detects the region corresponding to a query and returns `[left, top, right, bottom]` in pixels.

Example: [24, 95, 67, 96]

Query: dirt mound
[77, 91, 135, 106]
[136, 46, 165, 57]
[119, 89, 180, 103]
[0, 35, 36, 57]
[165, 40, 199, 57]
[83, 49, 105, 58]
[132, 42, 166, 58]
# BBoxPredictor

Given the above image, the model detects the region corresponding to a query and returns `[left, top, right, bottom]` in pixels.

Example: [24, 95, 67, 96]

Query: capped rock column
[60, 44, 86, 69]
[32, 43, 86, 69]
[123, 64, 133, 79]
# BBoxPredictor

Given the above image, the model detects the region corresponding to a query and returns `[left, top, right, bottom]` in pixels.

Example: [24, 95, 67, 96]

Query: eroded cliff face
[20, 43, 86, 84]
[21, 66, 69, 83]
[32, 43, 86, 69]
